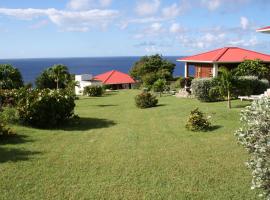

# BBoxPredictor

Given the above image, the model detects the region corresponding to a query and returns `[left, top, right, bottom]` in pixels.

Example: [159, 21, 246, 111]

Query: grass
[0, 90, 258, 200]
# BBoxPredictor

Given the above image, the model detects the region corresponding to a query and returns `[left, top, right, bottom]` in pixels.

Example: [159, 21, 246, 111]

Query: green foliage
[153, 79, 167, 96]
[0, 64, 23, 89]
[36, 64, 72, 89]
[0, 119, 13, 136]
[235, 59, 270, 79]
[191, 78, 222, 102]
[235, 76, 269, 96]
[0, 89, 19, 107]
[129, 54, 175, 88]
[135, 92, 158, 108]
[83, 85, 104, 97]
[235, 98, 270, 199]
[0, 107, 18, 123]
[185, 108, 211, 131]
[16, 88, 76, 128]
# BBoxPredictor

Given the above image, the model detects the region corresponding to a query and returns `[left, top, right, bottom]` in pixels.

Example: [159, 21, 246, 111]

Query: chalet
[177, 47, 270, 79]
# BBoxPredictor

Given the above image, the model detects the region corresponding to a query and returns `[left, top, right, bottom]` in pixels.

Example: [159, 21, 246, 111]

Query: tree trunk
[56, 78, 59, 90]
[227, 90, 231, 109]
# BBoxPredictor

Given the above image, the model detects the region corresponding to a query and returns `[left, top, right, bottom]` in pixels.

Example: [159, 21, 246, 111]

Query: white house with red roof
[177, 47, 270, 79]
[256, 26, 270, 34]
[75, 70, 136, 95]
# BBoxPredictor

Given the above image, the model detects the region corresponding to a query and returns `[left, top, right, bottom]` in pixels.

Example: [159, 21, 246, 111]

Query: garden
[0, 57, 270, 199]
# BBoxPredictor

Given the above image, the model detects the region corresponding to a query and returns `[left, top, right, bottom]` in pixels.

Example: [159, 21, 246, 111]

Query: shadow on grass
[0, 147, 41, 163]
[95, 104, 118, 107]
[0, 135, 33, 145]
[209, 125, 223, 131]
[156, 104, 167, 107]
[61, 117, 117, 131]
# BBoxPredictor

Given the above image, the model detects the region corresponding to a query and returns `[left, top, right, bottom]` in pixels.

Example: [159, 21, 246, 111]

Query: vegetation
[35, 64, 72, 89]
[0, 90, 259, 199]
[236, 76, 269, 96]
[235, 59, 270, 80]
[16, 88, 76, 128]
[216, 67, 235, 109]
[0, 64, 23, 89]
[152, 79, 167, 97]
[235, 98, 270, 200]
[83, 85, 104, 97]
[129, 54, 175, 88]
[135, 91, 158, 108]
[185, 108, 211, 131]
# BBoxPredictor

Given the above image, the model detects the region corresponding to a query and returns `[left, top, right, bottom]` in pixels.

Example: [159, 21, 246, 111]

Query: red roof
[178, 47, 270, 63]
[256, 26, 270, 33]
[94, 70, 135, 85]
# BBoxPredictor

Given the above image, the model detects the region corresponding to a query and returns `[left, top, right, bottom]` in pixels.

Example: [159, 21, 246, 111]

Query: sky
[0, 0, 269, 58]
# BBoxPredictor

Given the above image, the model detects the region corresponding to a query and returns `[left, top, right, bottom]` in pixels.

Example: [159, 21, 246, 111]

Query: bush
[235, 76, 269, 96]
[135, 92, 158, 108]
[185, 108, 211, 131]
[191, 78, 222, 102]
[0, 118, 13, 136]
[83, 85, 104, 97]
[0, 89, 19, 107]
[0, 107, 18, 123]
[16, 89, 76, 128]
[235, 98, 270, 199]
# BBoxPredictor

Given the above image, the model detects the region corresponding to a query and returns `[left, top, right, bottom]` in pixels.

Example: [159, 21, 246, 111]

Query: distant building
[177, 47, 270, 79]
[256, 26, 270, 34]
[94, 70, 136, 90]
[75, 74, 102, 95]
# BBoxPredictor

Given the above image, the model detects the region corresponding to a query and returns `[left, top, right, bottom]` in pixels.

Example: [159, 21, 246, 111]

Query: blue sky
[0, 0, 269, 58]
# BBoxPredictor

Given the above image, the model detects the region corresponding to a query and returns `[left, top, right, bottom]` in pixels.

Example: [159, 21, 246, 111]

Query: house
[75, 74, 102, 95]
[177, 47, 270, 79]
[94, 70, 136, 90]
[256, 26, 270, 34]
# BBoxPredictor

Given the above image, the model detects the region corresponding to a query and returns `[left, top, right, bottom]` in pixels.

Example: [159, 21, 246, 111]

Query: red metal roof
[178, 47, 270, 63]
[94, 70, 135, 85]
[256, 26, 270, 33]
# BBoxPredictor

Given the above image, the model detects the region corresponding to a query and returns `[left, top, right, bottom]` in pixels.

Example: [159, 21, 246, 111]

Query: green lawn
[0, 90, 258, 200]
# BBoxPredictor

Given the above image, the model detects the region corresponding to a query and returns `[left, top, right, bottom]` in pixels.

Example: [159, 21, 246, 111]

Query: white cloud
[99, 0, 112, 7]
[162, 3, 181, 18]
[67, 0, 112, 10]
[0, 7, 119, 32]
[169, 23, 185, 33]
[135, 0, 160, 16]
[240, 16, 249, 29]
[201, 0, 221, 11]
[29, 19, 49, 29]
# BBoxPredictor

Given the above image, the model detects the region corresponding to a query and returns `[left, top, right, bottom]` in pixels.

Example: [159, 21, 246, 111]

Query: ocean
[0, 56, 193, 84]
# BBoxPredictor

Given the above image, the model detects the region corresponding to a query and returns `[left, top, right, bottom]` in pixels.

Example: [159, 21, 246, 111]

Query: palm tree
[48, 64, 70, 89]
[217, 67, 235, 109]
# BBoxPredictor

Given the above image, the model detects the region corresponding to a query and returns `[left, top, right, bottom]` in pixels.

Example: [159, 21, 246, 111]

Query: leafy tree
[217, 67, 235, 109]
[235, 59, 270, 79]
[36, 64, 72, 89]
[0, 64, 23, 89]
[153, 79, 166, 97]
[129, 54, 175, 88]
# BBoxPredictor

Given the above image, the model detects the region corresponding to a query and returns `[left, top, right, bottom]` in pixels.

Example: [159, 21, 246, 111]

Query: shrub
[135, 92, 158, 108]
[0, 118, 13, 136]
[235, 98, 270, 199]
[83, 85, 104, 97]
[16, 89, 76, 128]
[235, 76, 269, 96]
[191, 78, 222, 102]
[153, 79, 166, 96]
[0, 107, 18, 123]
[0, 89, 19, 107]
[185, 108, 211, 131]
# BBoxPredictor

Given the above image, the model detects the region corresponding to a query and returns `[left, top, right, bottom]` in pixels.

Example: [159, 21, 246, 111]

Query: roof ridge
[213, 47, 230, 62]
[103, 70, 115, 84]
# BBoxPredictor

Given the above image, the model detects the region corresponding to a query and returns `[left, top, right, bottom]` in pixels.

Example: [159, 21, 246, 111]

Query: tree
[235, 59, 270, 79]
[129, 55, 175, 88]
[153, 79, 166, 97]
[0, 64, 23, 89]
[36, 64, 72, 89]
[217, 67, 235, 109]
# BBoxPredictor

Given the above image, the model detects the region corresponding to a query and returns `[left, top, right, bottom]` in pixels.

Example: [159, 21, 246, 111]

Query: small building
[75, 74, 102, 95]
[94, 70, 136, 90]
[256, 26, 270, 34]
[177, 47, 270, 79]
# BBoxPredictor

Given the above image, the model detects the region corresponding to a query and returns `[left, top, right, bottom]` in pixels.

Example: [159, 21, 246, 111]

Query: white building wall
[75, 75, 102, 95]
